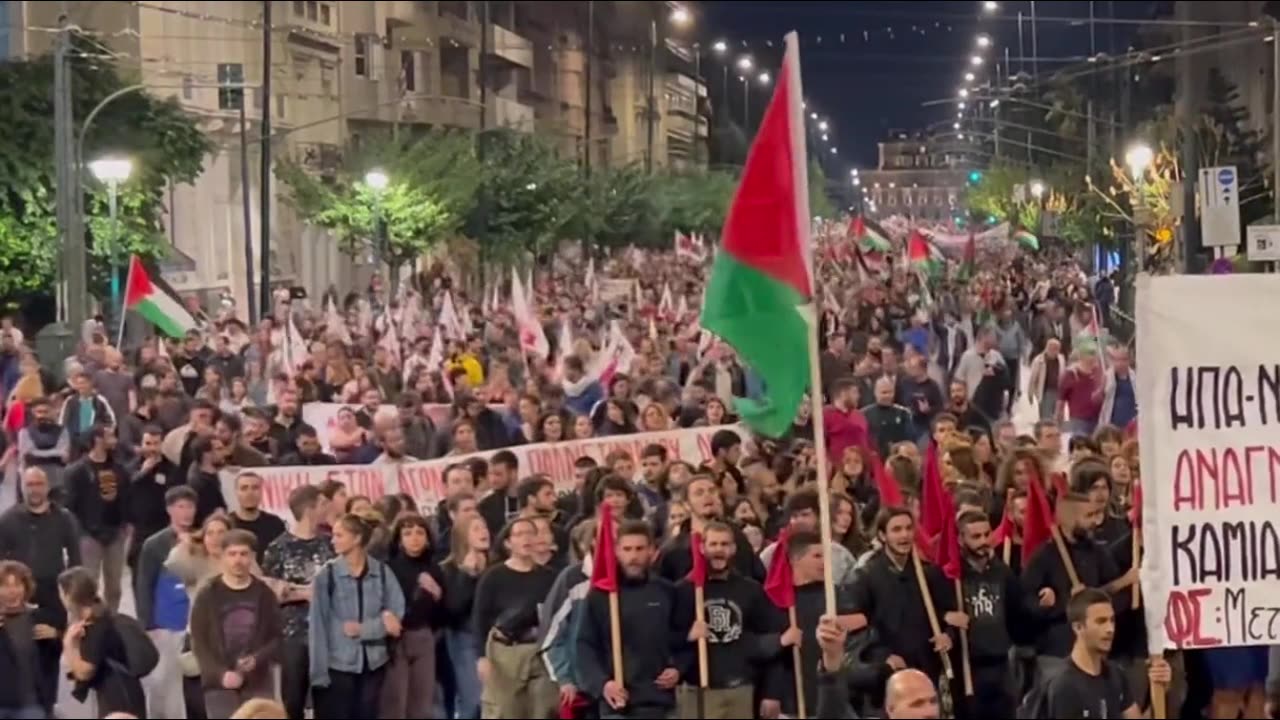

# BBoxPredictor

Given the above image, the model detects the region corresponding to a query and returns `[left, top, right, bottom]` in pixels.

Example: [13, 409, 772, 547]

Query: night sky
[696, 1, 1156, 169]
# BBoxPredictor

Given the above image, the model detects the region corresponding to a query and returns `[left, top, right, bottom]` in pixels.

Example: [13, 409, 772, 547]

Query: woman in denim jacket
[309, 513, 406, 720]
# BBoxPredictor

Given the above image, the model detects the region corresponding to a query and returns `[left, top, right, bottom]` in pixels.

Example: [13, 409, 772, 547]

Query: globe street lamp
[1030, 179, 1046, 199]
[1125, 142, 1154, 180]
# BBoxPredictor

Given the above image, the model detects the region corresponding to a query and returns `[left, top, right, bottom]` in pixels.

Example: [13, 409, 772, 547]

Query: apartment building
[859, 131, 973, 222]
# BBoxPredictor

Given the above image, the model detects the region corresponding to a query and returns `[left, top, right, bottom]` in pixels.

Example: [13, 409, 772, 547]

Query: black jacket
[0, 504, 81, 628]
[672, 572, 783, 689]
[960, 556, 1029, 661]
[849, 551, 956, 679]
[478, 491, 520, 541]
[659, 520, 764, 584]
[129, 458, 181, 549]
[64, 456, 131, 544]
[1021, 532, 1122, 657]
[577, 573, 681, 710]
[386, 550, 447, 630]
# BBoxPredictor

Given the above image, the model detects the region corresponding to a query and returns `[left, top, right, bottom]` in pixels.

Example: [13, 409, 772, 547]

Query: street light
[737, 56, 753, 71]
[989, 99, 1001, 108]
[976, 34, 992, 48]
[669, 6, 690, 25]
[712, 40, 727, 54]
[852, 177, 861, 186]
[818, 120, 829, 131]
[810, 112, 818, 120]
[821, 134, 828, 141]
[1030, 179, 1046, 199]
[959, 88, 969, 98]
[953, 122, 961, 130]
[958, 102, 966, 109]
[1125, 142, 1154, 179]
[964, 72, 975, 82]
[984, 1, 999, 11]
[758, 72, 770, 85]
[830, 147, 837, 154]
[364, 170, 389, 190]
[90, 157, 133, 330]
[970, 55, 984, 66]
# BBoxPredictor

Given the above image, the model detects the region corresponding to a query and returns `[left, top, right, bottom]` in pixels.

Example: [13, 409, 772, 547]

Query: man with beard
[578, 520, 680, 719]
[373, 425, 419, 465]
[128, 425, 181, 572]
[281, 424, 338, 466]
[952, 510, 1026, 718]
[187, 435, 228, 525]
[0, 468, 81, 712]
[217, 413, 270, 469]
[64, 423, 131, 611]
[270, 388, 305, 458]
[849, 508, 956, 706]
[945, 380, 990, 437]
[17, 397, 71, 502]
[675, 521, 799, 719]
[1040, 589, 1171, 718]
[659, 475, 763, 583]
[1022, 493, 1133, 680]
[823, 377, 870, 466]
[241, 408, 276, 458]
[230, 472, 287, 552]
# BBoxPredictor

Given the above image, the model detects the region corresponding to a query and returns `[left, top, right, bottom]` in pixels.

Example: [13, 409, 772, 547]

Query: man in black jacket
[659, 475, 763, 583]
[0, 467, 82, 713]
[578, 520, 682, 719]
[674, 521, 797, 719]
[128, 425, 181, 572]
[280, 424, 338, 466]
[954, 510, 1026, 718]
[64, 422, 130, 611]
[479, 450, 521, 539]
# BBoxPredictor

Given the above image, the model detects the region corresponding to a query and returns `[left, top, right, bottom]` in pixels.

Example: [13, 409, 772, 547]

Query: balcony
[486, 24, 533, 68]
[383, 1, 417, 26]
[437, 8, 480, 48]
[492, 96, 535, 132]
[398, 95, 484, 130]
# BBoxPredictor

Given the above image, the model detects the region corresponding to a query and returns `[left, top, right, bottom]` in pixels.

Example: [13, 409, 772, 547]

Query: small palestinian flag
[124, 256, 197, 338]
[850, 216, 892, 253]
[1013, 228, 1040, 251]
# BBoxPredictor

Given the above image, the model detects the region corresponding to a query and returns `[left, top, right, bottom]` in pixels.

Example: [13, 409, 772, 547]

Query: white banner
[221, 424, 740, 520]
[1137, 273, 1280, 652]
[301, 403, 503, 451]
[598, 279, 638, 303]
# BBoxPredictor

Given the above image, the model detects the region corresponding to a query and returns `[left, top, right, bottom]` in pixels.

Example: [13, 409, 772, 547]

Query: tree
[655, 169, 737, 242]
[573, 164, 662, 252]
[0, 36, 213, 299]
[808, 158, 836, 220]
[276, 130, 481, 293]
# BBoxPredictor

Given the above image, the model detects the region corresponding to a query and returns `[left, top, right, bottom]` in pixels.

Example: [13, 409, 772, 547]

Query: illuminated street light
[90, 157, 132, 184]
[364, 170, 389, 190]
[712, 40, 727, 54]
[953, 122, 961, 130]
[984, 1, 999, 12]
[964, 72, 975, 82]
[810, 112, 818, 120]
[737, 56, 753, 71]
[758, 72, 770, 85]
[1030, 180, 1046, 199]
[830, 147, 837, 154]
[989, 99, 1000, 108]
[1125, 142, 1154, 179]
[821, 134, 828, 141]
[977, 34, 992, 48]
[958, 102, 966, 109]
[958, 88, 969, 98]
[852, 177, 861, 186]
[970, 55, 984, 66]
[818, 120, 829, 131]
[669, 7, 690, 25]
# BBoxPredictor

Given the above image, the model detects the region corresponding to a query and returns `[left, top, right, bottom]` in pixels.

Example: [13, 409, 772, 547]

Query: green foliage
[574, 164, 662, 251]
[277, 130, 481, 268]
[0, 36, 213, 299]
[655, 169, 737, 242]
[808, 158, 836, 220]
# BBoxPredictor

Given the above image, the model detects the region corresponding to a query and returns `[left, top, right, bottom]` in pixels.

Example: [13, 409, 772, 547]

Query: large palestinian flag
[124, 255, 197, 338]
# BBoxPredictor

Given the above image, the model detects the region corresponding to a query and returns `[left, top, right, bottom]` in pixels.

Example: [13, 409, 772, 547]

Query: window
[293, 1, 304, 16]
[320, 63, 334, 94]
[276, 95, 287, 119]
[216, 62, 244, 110]
[306, 1, 318, 21]
[319, 3, 331, 25]
[401, 50, 416, 92]
[355, 35, 369, 76]
[181, 74, 193, 99]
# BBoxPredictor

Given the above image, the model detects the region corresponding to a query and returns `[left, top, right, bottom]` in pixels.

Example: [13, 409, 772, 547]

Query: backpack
[111, 613, 160, 678]
[1018, 659, 1126, 719]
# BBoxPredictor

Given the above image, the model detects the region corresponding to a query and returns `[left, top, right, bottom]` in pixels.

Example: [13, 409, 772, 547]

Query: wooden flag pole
[695, 584, 709, 720]
[608, 591, 624, 688]
[1002, 536, 1012, 566]
[1050, 526, 1083, 591]
[912, 549, 954, 680]
[788, 606, 807, 720]
[1132, 529, 1142, 608]
[954, 577, 973, 697]
[1152, 678, 1167, 719]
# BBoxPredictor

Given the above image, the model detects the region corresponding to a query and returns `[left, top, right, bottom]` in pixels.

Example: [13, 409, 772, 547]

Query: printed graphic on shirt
[97, 468, 120, 501]
[704, 597, 743, 644]
[965, 581, 1000, 619]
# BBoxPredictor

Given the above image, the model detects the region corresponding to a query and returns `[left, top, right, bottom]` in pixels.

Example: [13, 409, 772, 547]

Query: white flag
[659, 283, 674, 317]
[438, 291, 465, 340]
[283, 310, 309, 377]
[675, 294, 689, 320]
[512, 267, 550, 358]
[552, 318, 574, 382]
[401, 294, 421, 343]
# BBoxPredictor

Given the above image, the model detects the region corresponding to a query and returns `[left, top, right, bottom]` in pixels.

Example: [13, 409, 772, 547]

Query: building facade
[1, 0, 706, 311]
[858, 131, 973, 222]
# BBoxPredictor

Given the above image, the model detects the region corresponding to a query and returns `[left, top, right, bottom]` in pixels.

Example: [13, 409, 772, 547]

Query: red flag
[920, 441, 948, 541]
[1049, 472, 1069, 502]
[938, 497, 962, 581]
[590, 504, 618, 592]
[990, 496, 1016, 548]
[690, 531, 708, 587]
[763, 528, 795, 609]
[871, 450, 904, 508]
[1022, 468, 1056, 564]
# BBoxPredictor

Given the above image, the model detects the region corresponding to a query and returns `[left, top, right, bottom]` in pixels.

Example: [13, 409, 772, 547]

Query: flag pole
[912, 548, 955, 680]
[608, 590, 624, 689]
[117, 257, 135, 348]
[695, 585, 709, 720]
[788, 606, 807, 720]
[955, 577, 974, 696]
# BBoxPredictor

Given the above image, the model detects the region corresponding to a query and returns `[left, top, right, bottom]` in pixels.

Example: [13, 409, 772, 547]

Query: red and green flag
[1012, 227, 1040, 251]
[124, 255, 197, 338]
[960, 231, 977, 279]
[906, 231, 943, 276]
[851, 215, 892, 253]
[700, 34, 813, 438]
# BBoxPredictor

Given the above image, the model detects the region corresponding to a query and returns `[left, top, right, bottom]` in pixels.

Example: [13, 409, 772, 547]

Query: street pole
[1030, 0, 1039, 78]
[584, 0, 593, 174]
[259, 0, 273, 317]
[107, 180, 120, 323]
[722, 66, 729, 122]
[647, 18, 657, 172]
[39, 2, 77, 370]
[239, 92, 257, 324]
[743, 79, 749, 132]
[1273, 17, 1279, 272]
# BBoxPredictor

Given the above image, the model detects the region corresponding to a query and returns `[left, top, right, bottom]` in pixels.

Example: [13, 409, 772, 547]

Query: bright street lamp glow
[1030, 180, 1046, 199]
[90, 157, 132, 183]
[830, 147, 837, 154]
[364, 170, 389, 190]
[984, 1, 999, 12]
[818, 120, 829, 131]
[669, 7, 690, 25]
[953, 122, 961, 129]
[737, 56, 753, 70]
[821, 134, 828, 141]
[1125, 142, 1154, 178]
[970, 55, 984, 66]
[712, 40, 727, 54]
[989, 99, 1000, 108]
[959, 88, 969, 98]
[852, 177, 861, 186]
[851, 168, 859, 175]
[810, 112, 818, 120]
[957, 134, 965, 140]
[758, 72, 770, 85]
[965, 72, 975, 82]
[976, 34, 992, 48]
[958, 102, 966, 109]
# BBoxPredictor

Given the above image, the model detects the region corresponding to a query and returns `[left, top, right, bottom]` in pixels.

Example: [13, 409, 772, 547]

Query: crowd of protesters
[0, 222, 1251, 720]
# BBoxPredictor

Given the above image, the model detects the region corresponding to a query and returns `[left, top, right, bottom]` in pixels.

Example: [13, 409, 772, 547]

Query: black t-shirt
[231, 511, 287, 556]
[1044, 658, 1132, 718]
[72, 615, 144, 716]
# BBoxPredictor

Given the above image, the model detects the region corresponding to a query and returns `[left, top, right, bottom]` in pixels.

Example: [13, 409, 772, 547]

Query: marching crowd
[0, 228, 1254, 720]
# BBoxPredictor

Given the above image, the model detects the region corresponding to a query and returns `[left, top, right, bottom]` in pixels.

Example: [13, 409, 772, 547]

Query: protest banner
[221, 423, 739, 520]
[301, 402, 504, 451]
[598, 278, 639, 303]
[1138, 274, 1280, 651]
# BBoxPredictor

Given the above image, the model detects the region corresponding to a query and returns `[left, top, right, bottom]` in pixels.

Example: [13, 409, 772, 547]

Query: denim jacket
[308, 555, 406, 687]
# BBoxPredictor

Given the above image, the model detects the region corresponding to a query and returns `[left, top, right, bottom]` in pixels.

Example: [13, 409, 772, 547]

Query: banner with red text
[1137, 274, 1280, 653]
[221, 424, 740, 520]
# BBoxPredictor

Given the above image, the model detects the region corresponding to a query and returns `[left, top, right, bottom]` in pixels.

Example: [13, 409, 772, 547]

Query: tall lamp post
[89, 157, 133, 331]
[737, 56, 753, 129]
[364, 169, 391, 294]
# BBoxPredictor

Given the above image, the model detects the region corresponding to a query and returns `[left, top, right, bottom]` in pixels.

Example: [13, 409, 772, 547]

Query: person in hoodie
[278, 424, 337, 466]
[64, 423, 131, 612]
[952, 509, 1028, 718]
[578, 519, 682, 720]
[675, 520, 799, 719]
[380, 514, 446, 719]
[0, 468, 81, 714]
[659, 474, 764, 583]
[0, 560, 46, 719]
[261, 485, 334, 720]
[57, 370, 117, 457]
[134, 486, 198, 720]
[17, 397, 70, 504]
[127, 426, 181, 573]
[187, 436, 227, 526]
[562, 356, 604, 418]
